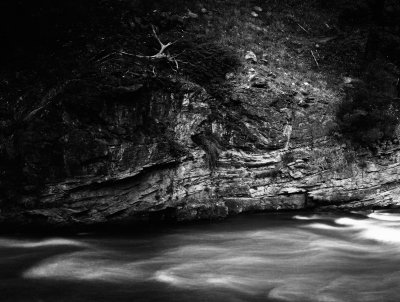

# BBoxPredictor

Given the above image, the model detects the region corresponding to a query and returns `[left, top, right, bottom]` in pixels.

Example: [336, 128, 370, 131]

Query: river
[1, 210, 400, 301]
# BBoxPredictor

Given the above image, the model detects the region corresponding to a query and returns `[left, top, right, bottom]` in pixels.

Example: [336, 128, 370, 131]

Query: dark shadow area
[327, 0, 400, 147]
[336, 61, 400, 146]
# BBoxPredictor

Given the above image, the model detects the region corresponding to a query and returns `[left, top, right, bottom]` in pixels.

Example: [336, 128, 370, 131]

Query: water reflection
[1, 211, 400, 301]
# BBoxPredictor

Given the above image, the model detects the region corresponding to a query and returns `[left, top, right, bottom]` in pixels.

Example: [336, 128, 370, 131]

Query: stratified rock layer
[1, 75, 400, 226]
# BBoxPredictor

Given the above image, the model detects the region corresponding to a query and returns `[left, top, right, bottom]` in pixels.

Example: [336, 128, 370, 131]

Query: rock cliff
[2, 72, 400, 226]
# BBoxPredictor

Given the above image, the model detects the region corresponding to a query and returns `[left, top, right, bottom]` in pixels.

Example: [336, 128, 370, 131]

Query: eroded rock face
[1, 75, 400, 226]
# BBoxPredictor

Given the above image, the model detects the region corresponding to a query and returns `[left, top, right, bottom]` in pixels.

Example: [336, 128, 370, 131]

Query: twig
[135, 25, 175, 60]
[317, 36, 338, 44]
[23, 79, 77, 122]
[173, 58, 179, 71]
[119, 50, 136, 57]
[297, 23, 309, 34]
[96, 52, 117, 63]
[119, 25, 179, 69]
[310, 50, 319, 68]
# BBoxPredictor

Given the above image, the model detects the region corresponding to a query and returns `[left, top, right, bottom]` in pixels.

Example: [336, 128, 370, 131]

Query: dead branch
[95, 52, 117, 63]
[172, 58, 179, 71]
[310, 50, 319, 68]
[297, 23, 309, 34]
[129, 25, 175, 60]
[119, 25, 179, 69]
[119, 51, 136, 57]
[23, 79, 77, 122]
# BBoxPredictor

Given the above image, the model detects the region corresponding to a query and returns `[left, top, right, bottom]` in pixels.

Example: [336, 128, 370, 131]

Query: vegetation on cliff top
[1, 0, 399, 143]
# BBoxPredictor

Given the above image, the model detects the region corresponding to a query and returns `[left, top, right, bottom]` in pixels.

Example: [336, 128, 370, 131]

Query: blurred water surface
[1, 210, 400, 302]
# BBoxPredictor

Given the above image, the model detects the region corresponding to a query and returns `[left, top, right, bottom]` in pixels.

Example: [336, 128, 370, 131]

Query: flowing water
[1, 211, 400, 302]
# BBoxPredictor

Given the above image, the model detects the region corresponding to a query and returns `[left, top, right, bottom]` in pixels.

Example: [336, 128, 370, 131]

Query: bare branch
[310, 50, 319, 68]
[297, 23, 309, 34]
[119, 25, 179, 69]
[135, 25, 175, 59]
[119, 50, 136, 57]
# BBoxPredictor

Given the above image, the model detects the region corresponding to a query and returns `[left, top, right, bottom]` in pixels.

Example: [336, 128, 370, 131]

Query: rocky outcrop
[2, 68, 400, 227]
